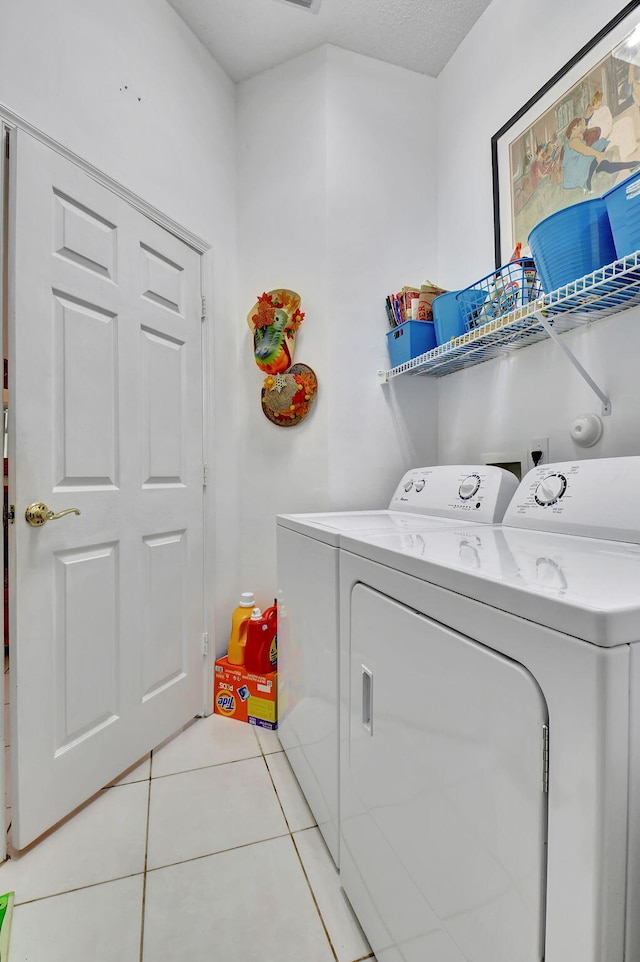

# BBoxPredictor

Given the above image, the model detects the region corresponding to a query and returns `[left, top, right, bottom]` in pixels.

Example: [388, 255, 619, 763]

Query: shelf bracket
[532, 311, 611, 416]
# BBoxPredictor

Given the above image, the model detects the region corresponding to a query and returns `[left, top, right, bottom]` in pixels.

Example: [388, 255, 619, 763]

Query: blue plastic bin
[386, 320, 436, 366]
[432, 291, 465, 345]
[603, 170, 640, 259]
[528, 198, 616, 292]
[457, 259, 540, 331]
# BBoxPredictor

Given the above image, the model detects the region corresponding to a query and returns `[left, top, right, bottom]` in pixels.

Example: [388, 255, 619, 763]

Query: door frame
[0, 120, 8, 866]
[0, 106, 215, 860]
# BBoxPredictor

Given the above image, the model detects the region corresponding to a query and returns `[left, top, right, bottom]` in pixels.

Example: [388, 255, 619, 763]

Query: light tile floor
[0, 688, 374, 962]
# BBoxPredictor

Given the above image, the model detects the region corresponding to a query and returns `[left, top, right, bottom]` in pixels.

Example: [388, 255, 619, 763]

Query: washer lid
[341, 524, 640, 646]
[277, 510, 468, 546]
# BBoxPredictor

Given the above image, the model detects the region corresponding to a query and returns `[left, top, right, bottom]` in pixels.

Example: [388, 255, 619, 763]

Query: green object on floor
[0, 892, 14, 960]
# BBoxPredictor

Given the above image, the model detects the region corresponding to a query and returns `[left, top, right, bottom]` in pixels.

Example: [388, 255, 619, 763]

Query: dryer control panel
[388, 464, 518, 524]
[503, 456, 640, 543]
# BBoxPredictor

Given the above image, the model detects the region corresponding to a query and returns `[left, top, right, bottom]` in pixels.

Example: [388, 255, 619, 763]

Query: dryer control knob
[458, 474, 481, 500]
[404, 480, 414, 492]
[534, 473, 567, 506]
[414, 480, 425, 492]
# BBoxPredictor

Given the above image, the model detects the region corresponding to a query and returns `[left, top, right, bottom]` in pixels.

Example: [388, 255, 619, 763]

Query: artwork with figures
[509, 22, 640, 253]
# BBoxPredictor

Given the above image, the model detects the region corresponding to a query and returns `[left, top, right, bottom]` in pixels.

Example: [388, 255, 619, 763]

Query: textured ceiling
[167, 0, 494, 83]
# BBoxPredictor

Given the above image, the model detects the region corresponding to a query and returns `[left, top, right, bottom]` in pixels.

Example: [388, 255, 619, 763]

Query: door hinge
[3, 504, 14, 526]
[542, 724, 549, 793]
[202, 632, 209, 655]
[202, 463, 209, 486]
[201, 296, 207, 320]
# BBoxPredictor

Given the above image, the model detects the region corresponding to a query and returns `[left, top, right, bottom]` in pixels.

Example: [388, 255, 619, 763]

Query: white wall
[236, 47, 331, 614]
[236, 46, 439, 606]
[435, 0, 640, 467]
[0, 0, 240, 656]
[9, 0, 636, 660]
[325, 47, 440, 503]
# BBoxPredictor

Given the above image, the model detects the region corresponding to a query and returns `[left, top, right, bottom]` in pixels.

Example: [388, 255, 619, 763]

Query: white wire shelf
[378, 250, 640, 381]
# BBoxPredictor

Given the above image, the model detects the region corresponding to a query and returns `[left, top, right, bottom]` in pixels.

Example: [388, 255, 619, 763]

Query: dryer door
[340, 584, 548, 962]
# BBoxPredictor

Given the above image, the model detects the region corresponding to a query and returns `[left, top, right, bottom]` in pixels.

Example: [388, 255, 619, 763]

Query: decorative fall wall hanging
[246, 289, 318, 427]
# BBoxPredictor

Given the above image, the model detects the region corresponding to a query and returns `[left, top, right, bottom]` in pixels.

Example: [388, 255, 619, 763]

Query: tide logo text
[215, 692, 236, 716]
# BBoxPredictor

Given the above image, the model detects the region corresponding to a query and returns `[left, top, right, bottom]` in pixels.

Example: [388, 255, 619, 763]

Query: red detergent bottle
[244, 604, 278, 674]
[263, 601, 278, 670]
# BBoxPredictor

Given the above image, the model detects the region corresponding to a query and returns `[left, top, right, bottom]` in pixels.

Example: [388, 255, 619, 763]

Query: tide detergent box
[214, 656, 278, 730]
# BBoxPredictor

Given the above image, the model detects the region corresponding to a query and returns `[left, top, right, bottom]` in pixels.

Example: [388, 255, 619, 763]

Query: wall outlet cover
[527, 437, 549, 470]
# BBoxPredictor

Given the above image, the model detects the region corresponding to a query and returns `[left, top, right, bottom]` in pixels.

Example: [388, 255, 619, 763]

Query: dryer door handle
[361, 666, 373, 735]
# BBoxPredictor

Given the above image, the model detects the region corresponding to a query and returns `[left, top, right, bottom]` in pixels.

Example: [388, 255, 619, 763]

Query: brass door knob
[25, 503, 81, 527]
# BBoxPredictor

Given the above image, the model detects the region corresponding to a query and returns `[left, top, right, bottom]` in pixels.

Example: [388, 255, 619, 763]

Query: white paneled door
[8, 130, 205, 849]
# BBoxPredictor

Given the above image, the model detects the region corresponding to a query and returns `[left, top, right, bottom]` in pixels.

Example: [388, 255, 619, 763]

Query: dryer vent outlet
[273, 0, 323, 12]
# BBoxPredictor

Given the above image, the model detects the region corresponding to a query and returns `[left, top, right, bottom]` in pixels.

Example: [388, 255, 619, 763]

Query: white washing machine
[338, 456, 640, 962]
[276, 465, 518, 866]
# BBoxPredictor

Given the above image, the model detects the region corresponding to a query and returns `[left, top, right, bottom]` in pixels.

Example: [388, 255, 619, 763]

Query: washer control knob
[459, 474, 481, 500]
[404, 480, 414, 492]
[534, 473, 567, 506]
[414, 480, 425, 493]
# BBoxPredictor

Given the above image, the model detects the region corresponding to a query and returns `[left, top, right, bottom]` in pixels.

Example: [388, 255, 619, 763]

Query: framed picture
[492, 0, 640, 266]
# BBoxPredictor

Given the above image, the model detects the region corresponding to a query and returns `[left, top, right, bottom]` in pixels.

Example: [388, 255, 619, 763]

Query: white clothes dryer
[276, 465, 518, 866]
[338, 456, 640, 962]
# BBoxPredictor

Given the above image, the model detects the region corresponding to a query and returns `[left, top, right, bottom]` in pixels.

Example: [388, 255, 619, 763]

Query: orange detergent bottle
[227, 592, 256, 666]
[244, 604, 278, 674]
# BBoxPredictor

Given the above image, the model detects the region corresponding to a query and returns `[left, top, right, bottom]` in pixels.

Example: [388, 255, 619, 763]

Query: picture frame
[492, 0, 640, 267]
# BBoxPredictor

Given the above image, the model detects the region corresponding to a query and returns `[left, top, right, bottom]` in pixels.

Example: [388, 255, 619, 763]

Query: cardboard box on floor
[213, 656, 277, 730]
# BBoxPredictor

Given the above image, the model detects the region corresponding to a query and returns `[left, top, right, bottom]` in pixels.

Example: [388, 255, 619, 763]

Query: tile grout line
[261, 752, 294, 835]
[145, 829, 291, 875]
[149, 751, 263, 782]
[262, 736, 375, 962]
[5, 833, 295, 909]
[6, 869, 146, 907]
[143, 728, 289, 874]
[6, 719, 375, 962]
[290, 829, 340, 962]
[2, 729, 280, 901]
[138, 757, 153, 962]
[261, 752, 341, 962]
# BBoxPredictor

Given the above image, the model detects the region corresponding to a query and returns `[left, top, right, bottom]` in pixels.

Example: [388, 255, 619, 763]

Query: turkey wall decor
[246, 289, 318, 427]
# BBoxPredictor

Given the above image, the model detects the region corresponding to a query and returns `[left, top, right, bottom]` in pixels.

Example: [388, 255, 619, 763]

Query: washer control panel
[503, 456, 640, 543]
[388, 465, 518, 524]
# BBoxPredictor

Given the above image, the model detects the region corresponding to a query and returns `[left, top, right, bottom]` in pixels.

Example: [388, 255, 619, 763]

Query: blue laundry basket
[457, 259, 540, 331]
[432, 291, 465, 345]
[386, 320, 437, 367]
[528, 198, 616, 292]
[603, 170, 640, 259]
